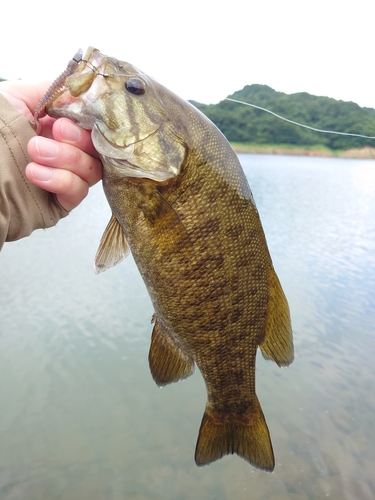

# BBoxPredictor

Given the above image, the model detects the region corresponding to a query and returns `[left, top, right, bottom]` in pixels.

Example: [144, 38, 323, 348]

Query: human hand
[0, 81, 102, 212]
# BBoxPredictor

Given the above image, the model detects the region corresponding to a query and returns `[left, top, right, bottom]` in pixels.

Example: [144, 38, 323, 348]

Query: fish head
[47, 47, 187, 182]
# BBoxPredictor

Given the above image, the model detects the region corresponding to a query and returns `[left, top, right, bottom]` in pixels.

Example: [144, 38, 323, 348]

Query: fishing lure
[30, 48, 83, 134]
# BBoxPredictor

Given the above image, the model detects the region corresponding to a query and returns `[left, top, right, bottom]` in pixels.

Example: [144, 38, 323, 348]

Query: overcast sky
[2, 0, 374, 115]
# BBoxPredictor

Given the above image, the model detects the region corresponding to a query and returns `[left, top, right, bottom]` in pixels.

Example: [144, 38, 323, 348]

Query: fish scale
[46, 46, 294, 471]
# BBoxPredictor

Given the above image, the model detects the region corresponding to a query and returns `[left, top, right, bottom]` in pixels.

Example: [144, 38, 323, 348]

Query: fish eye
[125, 78, 145, 95]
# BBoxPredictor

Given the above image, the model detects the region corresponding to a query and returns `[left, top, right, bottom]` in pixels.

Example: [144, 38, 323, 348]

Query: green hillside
[191, 85, 375, 151]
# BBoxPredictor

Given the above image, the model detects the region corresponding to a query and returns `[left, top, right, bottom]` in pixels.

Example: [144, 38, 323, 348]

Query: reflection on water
[1, 154, 374, 499]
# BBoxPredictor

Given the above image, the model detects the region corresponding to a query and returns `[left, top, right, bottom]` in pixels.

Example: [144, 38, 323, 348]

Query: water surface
[1, 154, 374, 499]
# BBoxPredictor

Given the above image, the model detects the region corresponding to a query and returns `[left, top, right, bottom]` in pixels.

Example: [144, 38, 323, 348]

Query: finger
[27, 136, 102, 187]
[25, 162, 89, 212]
[37, 115, 56, 139]
[0, 80, 52, 119]
[52, 118, 100, 159]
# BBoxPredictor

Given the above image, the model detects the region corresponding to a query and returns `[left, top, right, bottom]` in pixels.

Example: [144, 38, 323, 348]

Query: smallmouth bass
[46, 47, 294, 471]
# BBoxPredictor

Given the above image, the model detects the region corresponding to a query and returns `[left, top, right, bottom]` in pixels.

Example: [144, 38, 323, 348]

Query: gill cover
[92, 120, 186, 182]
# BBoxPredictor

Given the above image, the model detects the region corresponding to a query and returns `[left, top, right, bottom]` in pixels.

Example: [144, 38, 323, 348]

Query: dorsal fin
[94, 214, 129, 274]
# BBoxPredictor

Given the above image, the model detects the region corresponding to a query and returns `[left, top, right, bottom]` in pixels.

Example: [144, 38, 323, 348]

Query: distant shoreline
[231, 143, 375, 159]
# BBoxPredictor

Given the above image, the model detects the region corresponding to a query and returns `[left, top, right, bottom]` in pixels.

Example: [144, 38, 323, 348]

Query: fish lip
[46, 92, 81, 116]
[83, 46, 106, 71]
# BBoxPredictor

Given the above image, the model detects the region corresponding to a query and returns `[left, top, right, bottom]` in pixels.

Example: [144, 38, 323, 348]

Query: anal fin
[148, 319, 195, 386]
[259, 269, 294, 367]
[195, 396, 275, 471]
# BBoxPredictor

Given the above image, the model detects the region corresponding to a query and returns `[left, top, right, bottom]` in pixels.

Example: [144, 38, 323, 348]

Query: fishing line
[225, 98, 375, 140]
[81, 59, 115, 79]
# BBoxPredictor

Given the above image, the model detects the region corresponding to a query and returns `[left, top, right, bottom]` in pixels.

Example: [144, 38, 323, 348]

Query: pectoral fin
[136, 183, 191, 252]
[148, 318, 195, 386]
[94, 214, 129, 274]
[259, 269, 294, 367]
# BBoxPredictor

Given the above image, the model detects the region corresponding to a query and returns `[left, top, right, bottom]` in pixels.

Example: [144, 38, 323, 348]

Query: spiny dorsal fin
[94, 214, 129, 274]
[259, 269, 294, 366]
[148, 319, 195, 386]
[195, 396, 275, 471]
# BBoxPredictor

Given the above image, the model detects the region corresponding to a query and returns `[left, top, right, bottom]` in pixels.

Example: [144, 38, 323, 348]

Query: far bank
[231, 143, 375, 160]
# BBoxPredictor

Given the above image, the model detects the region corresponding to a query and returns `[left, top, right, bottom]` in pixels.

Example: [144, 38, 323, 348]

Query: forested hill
[190, 85, 375, 150]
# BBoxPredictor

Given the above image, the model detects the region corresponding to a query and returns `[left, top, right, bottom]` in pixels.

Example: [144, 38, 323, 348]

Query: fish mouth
[47, 93, 96, 130]
[46, 47, 109, 129]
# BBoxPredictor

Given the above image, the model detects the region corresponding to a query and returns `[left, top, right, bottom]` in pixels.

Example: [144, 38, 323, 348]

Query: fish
[46, 47, 294, 471]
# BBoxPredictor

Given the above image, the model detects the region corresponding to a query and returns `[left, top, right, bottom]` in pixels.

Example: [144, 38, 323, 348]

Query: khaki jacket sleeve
[0, 94, 68, 250]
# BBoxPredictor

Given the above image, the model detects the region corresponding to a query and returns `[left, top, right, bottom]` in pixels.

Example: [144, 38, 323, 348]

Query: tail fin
[194, 397, 274, 472]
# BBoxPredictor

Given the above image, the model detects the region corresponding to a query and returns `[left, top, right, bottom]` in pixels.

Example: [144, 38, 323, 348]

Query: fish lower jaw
[48, 100, 96, 130]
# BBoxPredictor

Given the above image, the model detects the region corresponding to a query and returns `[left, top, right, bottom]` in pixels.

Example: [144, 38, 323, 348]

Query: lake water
[1, 154, 374, 500]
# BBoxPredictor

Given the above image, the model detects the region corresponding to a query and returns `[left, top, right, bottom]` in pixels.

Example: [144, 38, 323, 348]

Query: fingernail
[30, 164, 53, 181]
[60, 119, 82, 142]
[35, 137, 59, 158]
